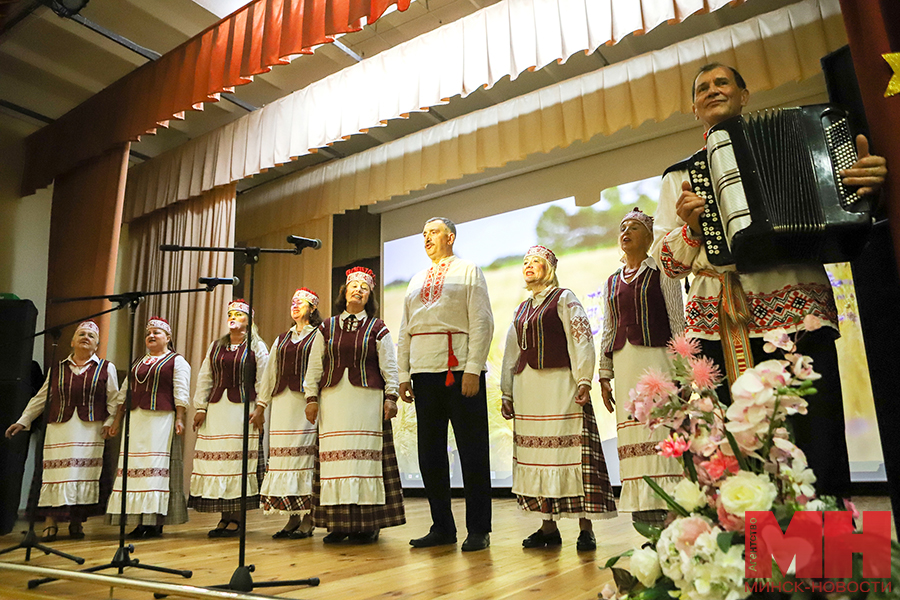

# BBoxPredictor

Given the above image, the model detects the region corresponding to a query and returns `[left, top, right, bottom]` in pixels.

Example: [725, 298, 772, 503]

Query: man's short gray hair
[425, 217, 457, 236]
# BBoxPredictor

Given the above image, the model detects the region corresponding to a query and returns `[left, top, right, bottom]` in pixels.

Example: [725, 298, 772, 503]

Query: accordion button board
[698, 104, 872, 271]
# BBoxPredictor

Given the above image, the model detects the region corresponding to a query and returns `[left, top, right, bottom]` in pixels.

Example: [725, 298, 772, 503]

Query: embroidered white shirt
[396, 255, 494, 382]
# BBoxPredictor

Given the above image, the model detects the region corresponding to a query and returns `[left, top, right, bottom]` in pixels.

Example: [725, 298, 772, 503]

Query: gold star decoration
[885, 52, 900, 98]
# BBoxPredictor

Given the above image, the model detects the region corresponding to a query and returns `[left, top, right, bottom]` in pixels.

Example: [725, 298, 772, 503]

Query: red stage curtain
[21, 0, 410, 197]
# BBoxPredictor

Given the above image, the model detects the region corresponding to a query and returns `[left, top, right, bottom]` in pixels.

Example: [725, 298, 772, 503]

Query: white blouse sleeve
[257, 335, 280, 408]
[650, 170, 702, 280]
[103, 361, 120, 427]
[499, 322, 519, 401]
[597, 277, 615, 381]
[303, 331, 326, 399]
[658, 262, 686, 338]
[377, 329, 400, 399]
[192, 342, 216, 413]
[464, 265, 494, 375]
[559, 290, 595, 389]
[16, 372, 51, 430]
[253, 339, 269, 396]
[173, 354, 191, 409]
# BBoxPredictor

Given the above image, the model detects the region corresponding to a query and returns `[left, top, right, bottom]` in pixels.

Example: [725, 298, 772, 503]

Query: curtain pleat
[113, 0, 748, 220]
[233, 0, 845, 243]
[21, 0, 413, 197]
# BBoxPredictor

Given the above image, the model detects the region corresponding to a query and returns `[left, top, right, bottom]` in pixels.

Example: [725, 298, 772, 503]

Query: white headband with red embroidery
[525, 245, 558, 269]
[228, 299, 252, 316]
[292, 288, 319, 308]
[147, 317, 172, 334]
[76, 320, 100, 335]
[346, 267, 375, 289]
[621, 207, 654, 235]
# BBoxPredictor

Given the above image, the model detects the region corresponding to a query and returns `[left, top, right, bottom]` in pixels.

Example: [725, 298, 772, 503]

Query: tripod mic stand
[0, 328, 84, 566]
[28, 285, 216, 588]
[160, 241, 320, 593]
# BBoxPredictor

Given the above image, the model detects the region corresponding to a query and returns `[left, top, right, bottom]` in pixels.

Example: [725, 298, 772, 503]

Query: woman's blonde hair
[525, 255, 559, 291]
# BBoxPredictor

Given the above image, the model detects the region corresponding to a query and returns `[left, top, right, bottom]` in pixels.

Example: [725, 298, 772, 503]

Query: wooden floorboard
[0, 495, 891, 600]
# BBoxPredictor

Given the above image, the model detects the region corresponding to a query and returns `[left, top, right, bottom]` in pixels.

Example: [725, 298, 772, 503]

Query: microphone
[159, 244, 182, 251]
[286, 235, 322, 250]
[199, 276, 240, 287]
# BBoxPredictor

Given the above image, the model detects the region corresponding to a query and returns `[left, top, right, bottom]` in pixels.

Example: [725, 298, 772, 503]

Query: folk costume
[501, 247, 617, 524]
[107, 317, 189, 529]
[305, 268, 405, 536]
[16, 321, 119, 523]
[651, 159, 850, 497]
[189, 300, 269, 512]
[599, 210, 685, 514]
[397, 254, 494, 539]
[257, 289, 319, 518]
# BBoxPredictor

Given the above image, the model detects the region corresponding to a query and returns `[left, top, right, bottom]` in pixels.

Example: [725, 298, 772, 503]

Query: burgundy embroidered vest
[208, 341, 258, 404]
[47, 359, 110, 423]
[604, 267, 672, 357]
[513, 287, 571, 373]
[319, 316, 388, 391]
[272, 329, 316, 396]
[129, 353, 178, 411]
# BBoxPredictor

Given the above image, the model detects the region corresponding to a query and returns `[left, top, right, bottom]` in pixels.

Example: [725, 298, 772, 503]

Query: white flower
[804, 498, 827, 512]
[673, 479, 707, 512]
[630, 547, 662, 588]
[719, 470, 778, 516]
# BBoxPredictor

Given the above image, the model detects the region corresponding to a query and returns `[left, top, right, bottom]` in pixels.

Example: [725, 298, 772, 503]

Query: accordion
[687, 104, 873, 271]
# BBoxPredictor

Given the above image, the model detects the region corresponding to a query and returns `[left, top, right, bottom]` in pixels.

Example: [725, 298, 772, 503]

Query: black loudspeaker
[0, 299, 38, 535]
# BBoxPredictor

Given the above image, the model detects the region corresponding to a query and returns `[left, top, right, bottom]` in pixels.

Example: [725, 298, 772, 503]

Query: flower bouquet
[601, 318, 900, 600]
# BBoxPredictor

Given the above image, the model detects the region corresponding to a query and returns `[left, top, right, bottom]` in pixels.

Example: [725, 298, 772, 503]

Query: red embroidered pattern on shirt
[681, 224, 700, 248]
[685, 283, 838, 335]
[270, 446, 316, 457]
[194, 450, 259, 461]
[319, 449, 382, 461]
[116, 467, 170, 478]
[618, 441, 659, 460]
[419, 261, 450, 307]
[514, 434, 581, 449]
[659, 238, 692, 277]
[43, 458, 103, 469]
[570, 315, 592, 343]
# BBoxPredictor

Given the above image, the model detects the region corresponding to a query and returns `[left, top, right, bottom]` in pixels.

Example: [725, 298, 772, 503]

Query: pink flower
[599, 583, 617, 599]
[673, 516, 713, 553]
[787, 353, 821, 382]
[657, 433, 690, 458]
[700, 450, 739, 480]
[688, 356, 723, 391]
[843, 499, 860, 522]
[635, 368, 678, 401]
[626, 388, 654, 423]
[716, 494, 746, 532]
[763, 328, 795, 354]
[695, 395, 715, 413]
[667, 335, 701, 358]
[803, 314, 823, 332]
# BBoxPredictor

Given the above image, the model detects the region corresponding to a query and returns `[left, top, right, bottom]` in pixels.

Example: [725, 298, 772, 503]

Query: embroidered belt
[410, 331, 465, 386]
[696, 269, 754, 385]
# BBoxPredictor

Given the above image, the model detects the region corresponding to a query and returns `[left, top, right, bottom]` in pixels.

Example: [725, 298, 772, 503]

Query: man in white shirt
[398, 217, 494, 551]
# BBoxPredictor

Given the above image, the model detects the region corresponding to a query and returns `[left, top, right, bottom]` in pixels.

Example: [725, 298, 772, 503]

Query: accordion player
[683, 104, 873, 271]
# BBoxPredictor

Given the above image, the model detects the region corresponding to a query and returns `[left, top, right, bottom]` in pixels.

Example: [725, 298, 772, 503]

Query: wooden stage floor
[0, 497, 635, 600]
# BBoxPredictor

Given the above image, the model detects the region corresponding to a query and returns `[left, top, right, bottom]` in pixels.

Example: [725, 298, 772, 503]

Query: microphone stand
[158, 242, 320, 594]
[28, 286, 213, 588]
[0, 327, 84, 566]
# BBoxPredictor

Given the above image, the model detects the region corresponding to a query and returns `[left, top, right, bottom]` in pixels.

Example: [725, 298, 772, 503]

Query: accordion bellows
[693, 105, 873, 271]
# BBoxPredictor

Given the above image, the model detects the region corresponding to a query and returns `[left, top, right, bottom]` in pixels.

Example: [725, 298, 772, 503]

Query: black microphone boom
[286, 235, 322, 250]
[159, 244, 182, 251]
[199, 277, 240, 287]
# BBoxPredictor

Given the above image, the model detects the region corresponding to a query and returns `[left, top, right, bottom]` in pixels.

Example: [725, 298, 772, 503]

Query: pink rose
[802, 314, 823, 332]
[673, 516, 713, 553]
[657, 433, 690, 458]
[716, 494, 746, 532]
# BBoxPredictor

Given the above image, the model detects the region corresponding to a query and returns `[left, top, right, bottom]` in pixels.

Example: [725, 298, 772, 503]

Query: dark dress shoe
[128, 525, 146, 539]
[461, 532, 490, 552]
[287, 527, 314, 539]
[209, 520, 229, 538]
[409, 530, 457, 548]
[220, 520, 242, 538]
[323, 531, 349, 543]
[68, 522, 85, 540]
[576, 530, 596, 551]
[143, 525, 163, 538]
[40, 526, 58, 542]
[273, 527, 297, 539]
[522, 529, 562, 548]
[349, 529, 380, 543]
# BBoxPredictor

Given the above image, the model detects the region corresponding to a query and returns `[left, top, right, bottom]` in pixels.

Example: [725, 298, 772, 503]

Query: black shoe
[68, 522, 85, 540]
[461, 532, 490, 552]
[209, 520, 228, 538]
[409, 530, 457, 548]
[288, 526, 314, 540]
[220, 520, 242, 538]
[349, 529, 379, 543]
[143, 525, 163, 539]
[522, 529, 562, 548]
[128, 525, 146, 539]
[576, 530, 596, 551]
[323, 531, 348, 544]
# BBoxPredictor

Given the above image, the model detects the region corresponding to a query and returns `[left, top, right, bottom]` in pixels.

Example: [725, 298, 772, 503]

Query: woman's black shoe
[576, 530, 596, 551]
[522, 529, 562, 548]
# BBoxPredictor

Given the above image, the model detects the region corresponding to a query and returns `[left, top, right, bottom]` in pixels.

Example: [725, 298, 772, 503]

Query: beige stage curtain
[45, 144, 129, 365]
[124, 0, 747, 220]
[236, 0, 847, 242]
[22, 0, 412, 197]
[124, 183, 236, 371]
[239, 216, 333, 345]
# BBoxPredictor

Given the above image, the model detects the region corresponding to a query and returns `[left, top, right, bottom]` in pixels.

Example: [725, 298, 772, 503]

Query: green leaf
[643, 475, 690, 517]
[633, 521, 662, 544]
[603, 549, 633, 569]
[723, 429, 751, 472]
[682, 450, 698, 483]
[717, 531, 736, 553]
[611, 566, 637, 594]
